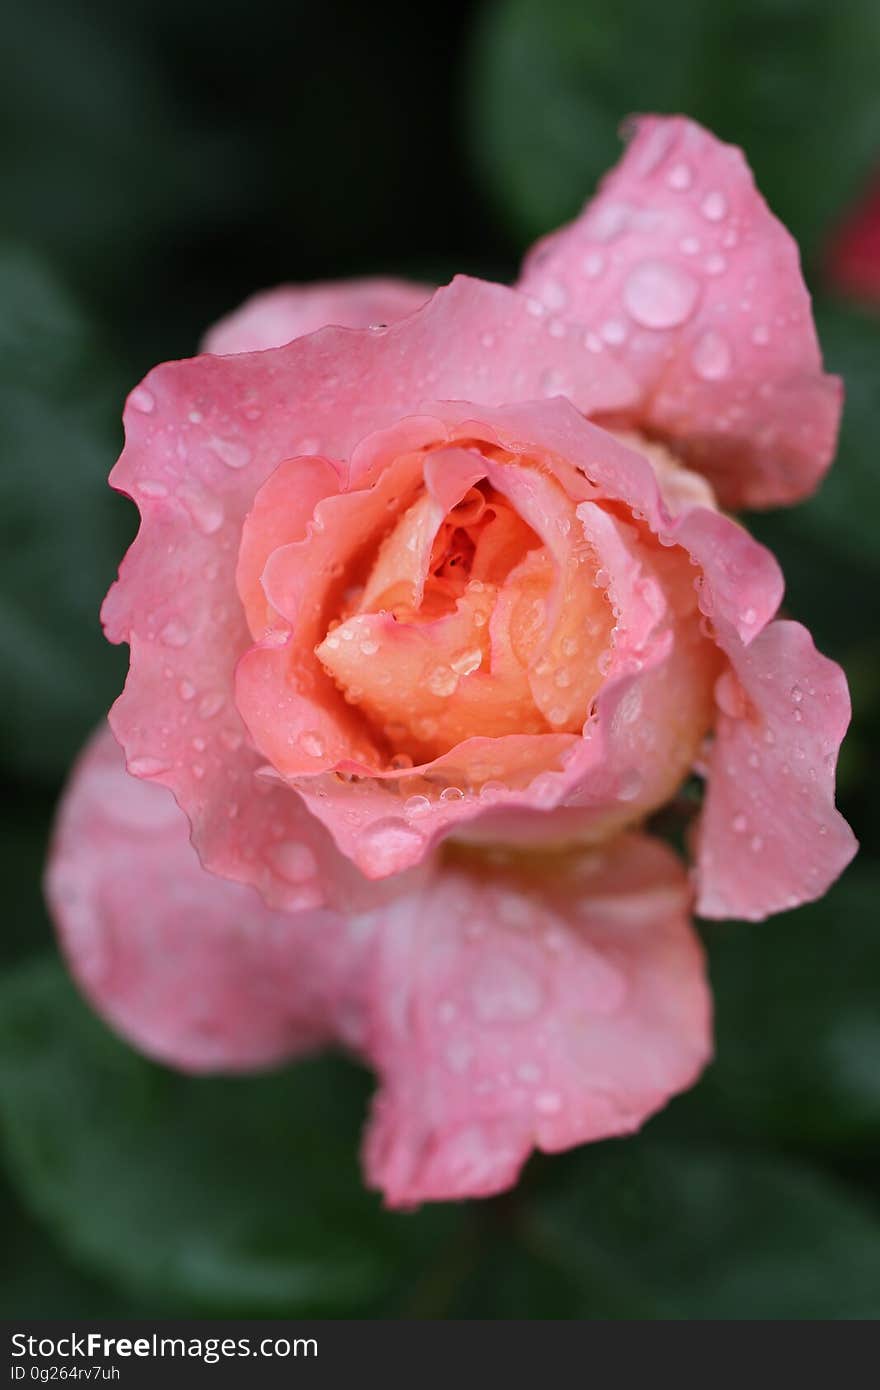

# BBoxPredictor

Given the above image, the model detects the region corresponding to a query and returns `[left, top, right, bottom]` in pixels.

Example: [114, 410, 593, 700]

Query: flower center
[314, 455, 615, 766]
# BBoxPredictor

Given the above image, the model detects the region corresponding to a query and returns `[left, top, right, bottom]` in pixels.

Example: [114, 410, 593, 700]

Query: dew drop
[582, 251, 605, 278]
[440, 786, 464, 802]
[701, 190, 727, 221]
[404, 794, 431, 818]
[451, 648, 482, 676]
[128, 755, 171, 777]
[428, 666, 458, 697]
[271, 841, 318, 884]
[208, 436, 251, 470]
[198, 691, 225, 719]
[691, 330, 732, 381]
[665, 162, 692, 190]
[299, 730, 326, 758]
[129, 385, 155, 414]
[732, 812, 748, 833]
[622, 260, 699, 329]
[617, 769, 644, 802]
[159, 619, 191, 648]
[600, 319, 628, 346]
[358, 819, 425, 875]
[137, 479, 168, 499]
[177, 484, 224, 536]
[535, 1091, 563, 1116]
[541, 279, 568, 310]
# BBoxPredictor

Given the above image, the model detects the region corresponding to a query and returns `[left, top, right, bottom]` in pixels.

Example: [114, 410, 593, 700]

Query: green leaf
[705, 868, 880, 1147]
[470, 0, 880, 262]
[0, 957, 462, 1315]
[647, 867, 880, 1152]
[0, 246, 132, 781]
[0, 1171, 141, 1316]
[0, 787, 56, 967]
[449, 1140, 880, 1318]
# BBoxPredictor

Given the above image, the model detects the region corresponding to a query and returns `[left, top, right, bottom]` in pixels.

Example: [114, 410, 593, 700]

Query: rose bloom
[47, 117, 856, 1205]
[825, 167, 880, 307]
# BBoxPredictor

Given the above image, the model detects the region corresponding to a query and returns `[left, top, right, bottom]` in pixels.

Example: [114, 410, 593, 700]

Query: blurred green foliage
[1, 0, 879, 1319]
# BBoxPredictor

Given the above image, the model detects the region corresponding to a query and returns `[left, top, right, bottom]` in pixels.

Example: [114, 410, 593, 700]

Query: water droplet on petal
[177, 484, 224, 536]
[451, 648, 482, 676]
[359, 819, 425, 875]
[732, 812, 748, 833]
[137, 479, 168, 499]
[623, 260, 700, 329]
[270, 841, 318, 884]
[428, 666, 458, 697]
[601, 319, 628, 346]
[198, 691, 225, 719]
[617, 769, 644, 801]
[299, 730, 326, 758]
[128, 755, 171, 777]
[691, 330, 732, 381]
[208, 436, 251, 469]
[404, 794, 431, 818]
[540, 278, 568, 310]
[535, 1091, 563, 1115]
[130, 386, 155, 413]
[159, 619, 191, 648]
[666, 162, 692, 190]
[701, 190, 727, 221]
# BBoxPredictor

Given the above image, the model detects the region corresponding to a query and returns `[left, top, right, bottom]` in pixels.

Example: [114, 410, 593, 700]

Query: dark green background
[1, 0, 879, 1319]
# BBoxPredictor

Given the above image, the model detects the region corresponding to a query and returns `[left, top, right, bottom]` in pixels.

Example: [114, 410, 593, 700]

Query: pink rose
[825, 168, 880, 308]
[47, 116, 856, 1205]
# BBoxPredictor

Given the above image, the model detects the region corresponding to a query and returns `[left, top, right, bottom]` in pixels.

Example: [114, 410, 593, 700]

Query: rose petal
[695, 621, 858, 920]
[45, 726, 367, 1070]
[202, 277, 434, 355]
[359, 833, 711, 1205]
[518, 115, 842, 508]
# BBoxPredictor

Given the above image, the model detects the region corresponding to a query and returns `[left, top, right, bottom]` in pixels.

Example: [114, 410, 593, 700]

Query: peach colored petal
[45, 726, 367, 1070]
[518, 115, 842, 508]
[202, 277, 433, 354]
[695, 621, 858, 920]
[361, 834, 711, 1206]
[237, 454, 342, 639]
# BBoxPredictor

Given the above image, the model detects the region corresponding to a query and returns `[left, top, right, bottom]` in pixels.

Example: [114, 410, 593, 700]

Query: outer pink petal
[202, 277, 434, 354]
[103, 278, 633, 905]
[695, 621, 857, 920]
[45, 726, 368, 1071]
[360, 834, 711, 1206]
[518, 115, 842, 509]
